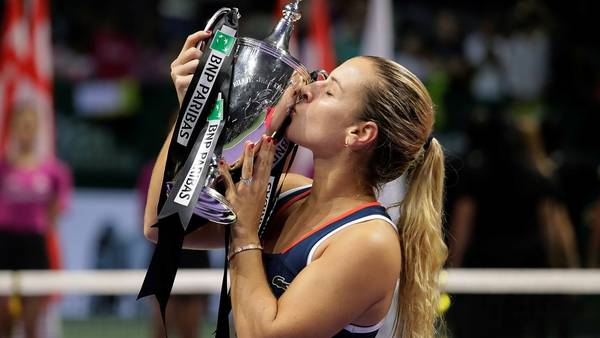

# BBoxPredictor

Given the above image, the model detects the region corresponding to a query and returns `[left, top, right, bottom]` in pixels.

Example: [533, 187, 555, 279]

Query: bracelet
[228, 243, 264, 261]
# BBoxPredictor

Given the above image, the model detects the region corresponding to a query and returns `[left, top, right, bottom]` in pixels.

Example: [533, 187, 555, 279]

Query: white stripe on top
[306, 214, 397, 265]
[344, 317, 387, 333]
[276, 184, 312, 201]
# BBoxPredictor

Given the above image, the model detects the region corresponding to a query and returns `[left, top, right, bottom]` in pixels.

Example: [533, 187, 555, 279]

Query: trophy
[139, 3, 314, 333]
[158, 0, 311, 228]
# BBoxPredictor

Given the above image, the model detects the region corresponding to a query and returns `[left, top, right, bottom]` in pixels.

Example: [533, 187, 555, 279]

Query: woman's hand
[266, 70, 307, 134]
[219, 135, 276, 243]
[170, 30, 212, 106]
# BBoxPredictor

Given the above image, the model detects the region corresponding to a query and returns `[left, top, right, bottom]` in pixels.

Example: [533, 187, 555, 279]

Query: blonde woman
[0, 107, 71, 338]
[145, 31, 447, 338]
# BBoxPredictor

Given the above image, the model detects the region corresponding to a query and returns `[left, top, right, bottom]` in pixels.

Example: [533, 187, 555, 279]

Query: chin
[284, 128, 301, 146]
[284, 119, 309, 145]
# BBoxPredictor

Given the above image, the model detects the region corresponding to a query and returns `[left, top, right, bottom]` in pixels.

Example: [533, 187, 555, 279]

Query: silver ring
[240, 177, 252, 185]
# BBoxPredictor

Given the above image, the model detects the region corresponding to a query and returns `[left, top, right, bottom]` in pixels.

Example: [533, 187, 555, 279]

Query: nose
[294, 69, 329, 104]
[297, 84, 313, 103]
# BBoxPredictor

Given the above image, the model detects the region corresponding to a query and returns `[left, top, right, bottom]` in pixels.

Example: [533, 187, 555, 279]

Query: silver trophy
[189, 0, 310, 225]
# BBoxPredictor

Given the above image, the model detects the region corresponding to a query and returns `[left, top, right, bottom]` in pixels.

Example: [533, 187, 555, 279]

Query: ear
[345, 121, 378, 150]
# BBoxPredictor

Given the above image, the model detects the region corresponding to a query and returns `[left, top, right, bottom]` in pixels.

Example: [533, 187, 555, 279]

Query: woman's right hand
[170, 30, 212, 106]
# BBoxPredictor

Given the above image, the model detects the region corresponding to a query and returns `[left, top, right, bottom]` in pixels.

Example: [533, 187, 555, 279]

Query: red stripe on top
[281, 201, 382, 254]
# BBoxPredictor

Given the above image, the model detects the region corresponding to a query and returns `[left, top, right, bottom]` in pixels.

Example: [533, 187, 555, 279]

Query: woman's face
[286, 57, 375, 157]
[12, 108, 38, 152]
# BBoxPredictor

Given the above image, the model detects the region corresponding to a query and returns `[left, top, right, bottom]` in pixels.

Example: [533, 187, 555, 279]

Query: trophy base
[194, 187, 237, 225]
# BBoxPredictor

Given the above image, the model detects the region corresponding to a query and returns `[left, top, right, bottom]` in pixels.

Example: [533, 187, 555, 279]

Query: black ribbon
[138, 9, 239, 336]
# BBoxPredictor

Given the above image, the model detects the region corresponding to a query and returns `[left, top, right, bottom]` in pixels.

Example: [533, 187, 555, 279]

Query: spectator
[447, 114, 578, 338]
[495, 0, 551, 101]
[0, 107, 71, 338]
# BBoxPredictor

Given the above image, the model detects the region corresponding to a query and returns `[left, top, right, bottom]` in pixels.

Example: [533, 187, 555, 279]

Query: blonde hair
[360, 56, 448, 338]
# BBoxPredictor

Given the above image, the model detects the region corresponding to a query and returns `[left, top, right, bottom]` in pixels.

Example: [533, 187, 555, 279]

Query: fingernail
[219, 159, 225, 166]
[266, 136, 273, 143]
[206, 30, 212, 34]
[249, 143, 255, 149]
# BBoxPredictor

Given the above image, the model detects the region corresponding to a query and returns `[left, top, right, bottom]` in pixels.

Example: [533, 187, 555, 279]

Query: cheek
[286, 110, 343, 149]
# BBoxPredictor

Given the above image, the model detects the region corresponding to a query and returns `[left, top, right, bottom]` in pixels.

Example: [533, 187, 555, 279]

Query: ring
[240, 177, 252, 185]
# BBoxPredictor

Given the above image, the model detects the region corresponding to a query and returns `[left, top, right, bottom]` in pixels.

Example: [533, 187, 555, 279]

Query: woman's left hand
[219, 135, 276, 243]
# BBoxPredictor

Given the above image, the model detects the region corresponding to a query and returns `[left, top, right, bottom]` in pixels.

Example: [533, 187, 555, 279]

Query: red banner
[0, 0, 54, 159]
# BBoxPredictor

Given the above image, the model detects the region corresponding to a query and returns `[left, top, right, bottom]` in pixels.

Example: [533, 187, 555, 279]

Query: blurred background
[1, 0, 600, 337]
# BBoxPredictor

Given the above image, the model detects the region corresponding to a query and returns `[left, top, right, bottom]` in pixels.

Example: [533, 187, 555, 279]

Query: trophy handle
[199, 7, 241, 50]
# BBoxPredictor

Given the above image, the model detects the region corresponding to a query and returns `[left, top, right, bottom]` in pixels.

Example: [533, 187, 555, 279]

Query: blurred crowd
[2, 0, 600, 336]
[52, 0, 600, 266]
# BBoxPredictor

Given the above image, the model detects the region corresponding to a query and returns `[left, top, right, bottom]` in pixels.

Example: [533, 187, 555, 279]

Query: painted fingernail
[249, 143, 255, 149]
[219, 159, 225, 166]
[206, 30, 212, 34]
[266, 136, 273, 143]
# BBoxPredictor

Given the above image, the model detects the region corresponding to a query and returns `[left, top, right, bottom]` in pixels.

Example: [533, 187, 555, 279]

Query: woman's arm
[219, 138, 399, 338]
[144, 30, 226, 249]
[229, 220, 399, 338]
[143, 124, 227, 249]
[448, 196, 476, 267]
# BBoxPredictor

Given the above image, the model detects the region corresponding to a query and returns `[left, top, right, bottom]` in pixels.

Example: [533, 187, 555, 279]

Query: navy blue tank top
[262, 185, 396, 338]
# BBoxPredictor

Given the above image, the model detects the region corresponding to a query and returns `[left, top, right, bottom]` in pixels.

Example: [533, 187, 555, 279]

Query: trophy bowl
[222, 38, 309, 161]
[192, 26, 310, 225]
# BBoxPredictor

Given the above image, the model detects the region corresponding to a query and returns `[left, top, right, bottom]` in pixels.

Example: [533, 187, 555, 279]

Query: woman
[0, 107, 71, 338]
[145, 31, 447, 338]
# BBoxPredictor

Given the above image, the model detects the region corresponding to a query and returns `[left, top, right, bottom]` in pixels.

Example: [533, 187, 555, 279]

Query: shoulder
[338, 218, 399, 254]
[326, 218, 400, 274]
[312, 218, 400, 301]
[280, 173, 312, 193]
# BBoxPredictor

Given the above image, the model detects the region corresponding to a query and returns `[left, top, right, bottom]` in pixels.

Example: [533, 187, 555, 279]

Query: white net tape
[1, 269, 600, 296]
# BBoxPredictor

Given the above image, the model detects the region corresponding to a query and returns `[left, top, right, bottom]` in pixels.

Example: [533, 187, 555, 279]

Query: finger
[177, 47, 203, 67]
[255, 136, 274, 184]
[218, 159, 236, 196]
[180, 30, 212, 54]
[253, 137, 264, 154]
[265, 137, 276, 169]
[172, 47, 201, 69]
[231, 138, 262, 170]
[174, 74, 193, 94]
[241, 141, 255, 182]
[173, 59, 200, 77]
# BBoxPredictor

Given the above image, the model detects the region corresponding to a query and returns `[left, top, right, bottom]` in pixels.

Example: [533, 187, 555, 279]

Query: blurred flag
[302, 0, 336, 72]
[0, 0, 54, 159]
[361, 0, 394, 58]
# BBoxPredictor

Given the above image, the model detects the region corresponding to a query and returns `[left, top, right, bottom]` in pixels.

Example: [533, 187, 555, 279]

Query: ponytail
[393, 138, 447, 338]
[357, 56, 448, 337]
